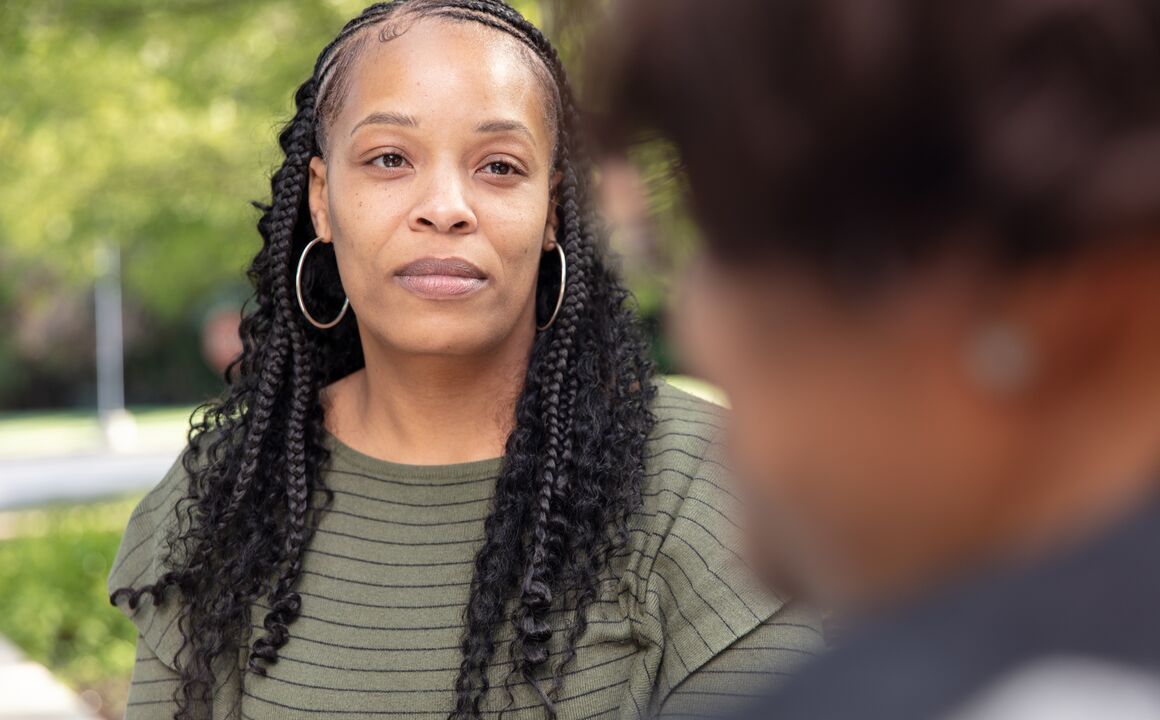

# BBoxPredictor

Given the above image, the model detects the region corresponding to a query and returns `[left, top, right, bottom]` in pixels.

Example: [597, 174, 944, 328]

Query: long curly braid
[111, 2, 655, 719]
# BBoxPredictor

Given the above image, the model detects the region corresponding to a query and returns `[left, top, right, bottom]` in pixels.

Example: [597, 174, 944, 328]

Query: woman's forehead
[330, 16, 557, 148]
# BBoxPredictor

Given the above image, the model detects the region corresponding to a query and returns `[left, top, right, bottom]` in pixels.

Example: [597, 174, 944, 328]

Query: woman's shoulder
[649, 378, 728, 431]
[642, 379, 729, 495]
[622, 380, 803, 682]
[107, 435, 213, 671]
[108, 449, 193, 592]
[108, 425, 235, 593]
[635, 380, 734, 574]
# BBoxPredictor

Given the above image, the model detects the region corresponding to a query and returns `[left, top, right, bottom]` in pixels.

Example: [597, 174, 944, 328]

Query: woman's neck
[323, 331, 532, 466]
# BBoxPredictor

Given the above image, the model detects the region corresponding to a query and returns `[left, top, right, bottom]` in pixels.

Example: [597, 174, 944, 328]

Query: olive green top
[109, 382, 822, 719]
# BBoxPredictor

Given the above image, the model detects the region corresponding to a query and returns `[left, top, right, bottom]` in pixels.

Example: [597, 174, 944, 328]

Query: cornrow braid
[112, 3, 656, 719]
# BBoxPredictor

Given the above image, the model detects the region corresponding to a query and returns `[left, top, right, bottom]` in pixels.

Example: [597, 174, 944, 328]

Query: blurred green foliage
[4, 0, 347, 315]
[0, 496, 142, 716]
[0, 0, 535, 312]
[0, 0, 542, 311]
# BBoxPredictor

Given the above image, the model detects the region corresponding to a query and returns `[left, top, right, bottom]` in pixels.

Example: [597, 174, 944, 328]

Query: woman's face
[308, 17, 558, 358]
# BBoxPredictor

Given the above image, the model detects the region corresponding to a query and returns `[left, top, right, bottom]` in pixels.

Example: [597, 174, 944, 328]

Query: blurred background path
[0, 408, 187, 718]
[0, 408, 185, 511]
[1, 451, 176, 512]
[0, 636, 96, 719]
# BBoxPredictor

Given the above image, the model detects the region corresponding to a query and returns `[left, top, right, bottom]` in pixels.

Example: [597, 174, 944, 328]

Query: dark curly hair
[110, 2, 656, 718]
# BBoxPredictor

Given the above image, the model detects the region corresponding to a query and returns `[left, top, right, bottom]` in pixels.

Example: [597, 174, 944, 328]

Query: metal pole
[95, 241, 126, 441]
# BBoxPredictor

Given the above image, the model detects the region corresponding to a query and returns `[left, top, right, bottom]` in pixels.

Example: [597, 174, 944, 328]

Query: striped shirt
[109, 381, 823, 719]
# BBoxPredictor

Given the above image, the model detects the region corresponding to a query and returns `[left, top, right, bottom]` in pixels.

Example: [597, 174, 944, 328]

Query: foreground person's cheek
[673, 267, 733, 382]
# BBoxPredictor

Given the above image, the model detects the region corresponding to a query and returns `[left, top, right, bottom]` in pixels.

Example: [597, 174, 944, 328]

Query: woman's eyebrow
[476, 119, 534, 140]
[350, 111, 419, 136]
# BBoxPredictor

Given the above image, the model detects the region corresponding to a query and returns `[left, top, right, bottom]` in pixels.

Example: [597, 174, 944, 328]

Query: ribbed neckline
[321, 428, 505, 482]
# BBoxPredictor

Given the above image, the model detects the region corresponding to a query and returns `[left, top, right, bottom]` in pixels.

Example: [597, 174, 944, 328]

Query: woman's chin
[373, 319, 526, 358]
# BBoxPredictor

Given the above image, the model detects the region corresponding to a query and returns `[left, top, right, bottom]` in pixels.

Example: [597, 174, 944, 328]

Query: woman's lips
[397, 274, 486, 297]
[395, 257, 487, 299]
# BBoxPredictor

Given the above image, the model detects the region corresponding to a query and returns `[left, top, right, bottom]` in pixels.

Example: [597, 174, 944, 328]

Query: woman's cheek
[489, 212, 551, 285]
[498, 242, 540, 298]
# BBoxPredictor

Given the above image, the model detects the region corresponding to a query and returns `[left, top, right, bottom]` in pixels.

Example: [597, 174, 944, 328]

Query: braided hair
[111, 2, 656, 718]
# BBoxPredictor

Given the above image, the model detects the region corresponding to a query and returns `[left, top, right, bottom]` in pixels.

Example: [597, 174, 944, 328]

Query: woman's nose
[409, 172, 478, 235]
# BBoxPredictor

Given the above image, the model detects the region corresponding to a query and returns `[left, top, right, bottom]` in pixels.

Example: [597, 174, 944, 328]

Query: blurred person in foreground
[599, 0, 1160, 717]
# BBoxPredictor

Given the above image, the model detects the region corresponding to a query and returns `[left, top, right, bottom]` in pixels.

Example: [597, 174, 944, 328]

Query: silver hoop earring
[537, 243, 567, 332]
[296, 237, 350, 330]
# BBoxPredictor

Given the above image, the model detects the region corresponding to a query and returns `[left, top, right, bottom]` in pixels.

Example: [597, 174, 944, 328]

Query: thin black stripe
[242, 676, 630, 715]
[263, 647, 636, 685]
[327, 467, 496, 489]
[328, 486, 492, 508]
[324, 506, 489, 527]
[313, 526, 485, 546]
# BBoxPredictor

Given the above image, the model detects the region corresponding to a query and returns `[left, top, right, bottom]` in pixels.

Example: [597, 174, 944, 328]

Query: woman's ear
[308, 156, 332, 241]
[543, 170, 564, 250]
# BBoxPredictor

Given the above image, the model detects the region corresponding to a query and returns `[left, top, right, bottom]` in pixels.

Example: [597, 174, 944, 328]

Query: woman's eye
[372, 153, 407, 169]
[484, 161, 516, 176]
